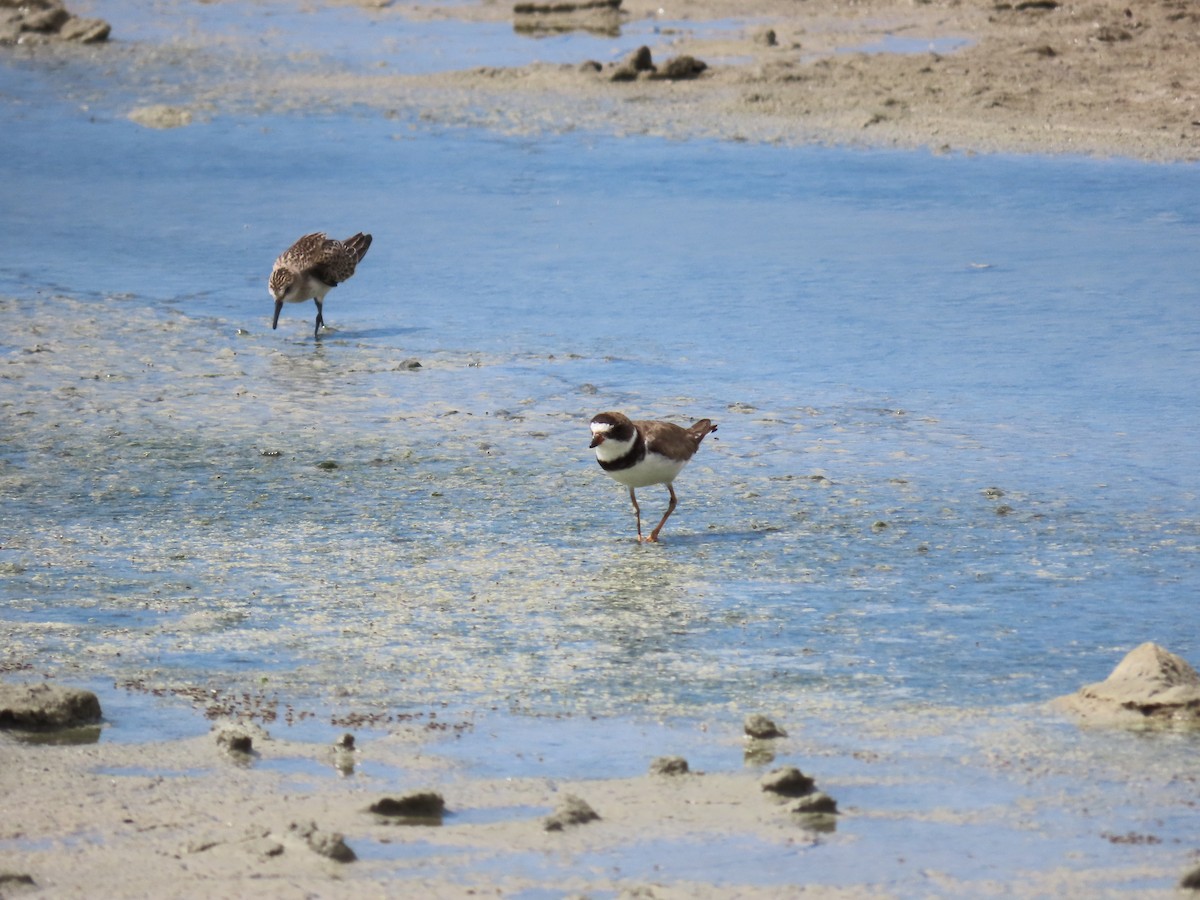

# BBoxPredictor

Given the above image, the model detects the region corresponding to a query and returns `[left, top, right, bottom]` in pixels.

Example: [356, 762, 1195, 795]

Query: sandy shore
[13, 0, 1200, 160]
[5, 644, 1200, 898]
[401, 0, 1200, 160]
[2, 698, 1196, 898]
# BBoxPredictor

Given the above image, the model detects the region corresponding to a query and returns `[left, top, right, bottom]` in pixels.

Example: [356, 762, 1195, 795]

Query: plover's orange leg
[647, 484, 678, 543]
[628, 488, 644, 541]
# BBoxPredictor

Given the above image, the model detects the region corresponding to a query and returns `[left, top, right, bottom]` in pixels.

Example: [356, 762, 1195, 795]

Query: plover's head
[590, 411, 635, 449]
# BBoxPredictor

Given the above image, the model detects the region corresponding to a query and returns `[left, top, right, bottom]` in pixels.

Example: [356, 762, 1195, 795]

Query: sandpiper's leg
[648, 484, 679, 543]
[628, 487, 643, 542]
[314, 300, 325, 336]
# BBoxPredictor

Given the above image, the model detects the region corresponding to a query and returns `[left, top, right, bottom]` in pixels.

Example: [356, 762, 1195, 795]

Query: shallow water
[2, 1, 1200, 892]
[4, 108, 1197, 717]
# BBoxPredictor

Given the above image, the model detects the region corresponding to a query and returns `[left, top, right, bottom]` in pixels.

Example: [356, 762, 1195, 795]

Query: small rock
[653, 55, 708, 80]
[649, 755, 689, 776]
[790, 791, 838, 814]
[395, 358, 422, 370]
[214, 722, 267, 755]
[1181, 863, 1200, 889]
[611, 44, 655, 80]
[0, 872, 36, 888]
[331, 734, 357, 775]
[626, 46, 654, 71]
[367, 791, 446, 819]
[221, 733, 252, 753]
[513, 0, 620, 12]
[744, 713, 787, 739]
[543, 794, 599, 831]
[755, 27, 777, 47]
[289, 821, 356, 863]
[0, 0, 111, 43]
[0, 683, 101, 729]
[760, 766, 815, 797]
[316, 460, 339, 470]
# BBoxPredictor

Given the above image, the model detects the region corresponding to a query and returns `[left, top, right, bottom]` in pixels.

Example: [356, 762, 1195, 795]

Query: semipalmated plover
[589, 411, 717, 543]
[269, 231, 372, 337]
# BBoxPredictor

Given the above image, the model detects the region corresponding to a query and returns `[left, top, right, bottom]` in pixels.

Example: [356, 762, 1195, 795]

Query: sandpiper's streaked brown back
[269, 231, 372, 336]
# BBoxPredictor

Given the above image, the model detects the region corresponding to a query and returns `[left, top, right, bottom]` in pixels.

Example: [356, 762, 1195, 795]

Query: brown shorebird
[589, 411, 717, 542]
[269, 231, 372, 337]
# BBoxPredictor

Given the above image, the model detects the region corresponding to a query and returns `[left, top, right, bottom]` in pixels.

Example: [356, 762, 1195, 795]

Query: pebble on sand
[790, 791, 838, 815]
[213, 721, 269, 755]
[743, 713, 787, 739]
[288, 821, 356, 863]
[367, 791, 447, 820]
[1181, 863, 1200, 890]
[543, 794, 600, 831]
[0, 0, 110, 44]
[760, 766, 815, 797]
[649, 755, 690, 776]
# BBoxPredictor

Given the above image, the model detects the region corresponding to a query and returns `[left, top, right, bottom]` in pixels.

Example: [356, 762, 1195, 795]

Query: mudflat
[13, 0, 1200, 160]
[410, 0, 1200, 160]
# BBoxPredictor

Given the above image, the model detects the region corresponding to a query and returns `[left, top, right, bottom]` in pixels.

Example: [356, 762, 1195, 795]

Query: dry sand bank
[9, 0, 1200, 160]
[403, 0, 1200, 159]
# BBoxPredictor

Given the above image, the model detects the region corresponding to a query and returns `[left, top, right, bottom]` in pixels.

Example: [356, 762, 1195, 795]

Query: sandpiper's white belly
[606, 451, 687, 489]
[283, 273, 332, 305]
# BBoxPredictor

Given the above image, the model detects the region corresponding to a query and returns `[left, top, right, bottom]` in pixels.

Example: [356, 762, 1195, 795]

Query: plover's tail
[343, 232, 373, 264]
[687, 419, 717, 446]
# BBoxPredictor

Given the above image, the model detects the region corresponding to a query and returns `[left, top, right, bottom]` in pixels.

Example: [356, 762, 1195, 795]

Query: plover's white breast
[605, 450, 688, 489]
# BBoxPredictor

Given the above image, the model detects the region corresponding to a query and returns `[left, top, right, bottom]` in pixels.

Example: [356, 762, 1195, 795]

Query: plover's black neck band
[598, 431, 645, 472]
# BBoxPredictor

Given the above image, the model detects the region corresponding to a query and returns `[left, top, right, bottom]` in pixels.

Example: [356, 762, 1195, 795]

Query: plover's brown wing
[638, 420, 699, 462]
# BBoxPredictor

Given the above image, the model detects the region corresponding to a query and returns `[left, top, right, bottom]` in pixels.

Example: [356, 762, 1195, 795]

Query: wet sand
[3, 700, 1196, 898]
[12, 0, 1200, 159]
[410, 0, 1200, 160]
